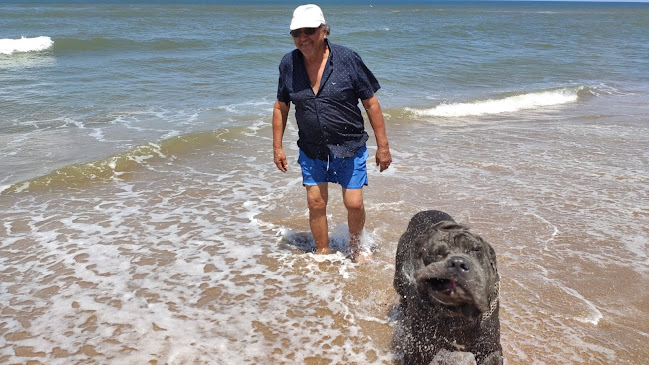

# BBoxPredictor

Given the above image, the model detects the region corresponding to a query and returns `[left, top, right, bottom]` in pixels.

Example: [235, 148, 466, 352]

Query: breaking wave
[0, 36, 53, 55]
[2, 128, 237, 194]
[407, 86, 587, 117]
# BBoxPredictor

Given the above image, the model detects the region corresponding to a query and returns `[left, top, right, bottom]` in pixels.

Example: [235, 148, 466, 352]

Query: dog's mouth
[424, 278, 459, 293]
[418, 274, 477, 309]
[424, 278, 476, 314]
[418, 274, 490, 313]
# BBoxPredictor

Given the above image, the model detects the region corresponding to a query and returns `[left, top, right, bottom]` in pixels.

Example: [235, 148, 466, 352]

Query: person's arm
[362, 95, 392, 172]
[272, 99, 291, 172]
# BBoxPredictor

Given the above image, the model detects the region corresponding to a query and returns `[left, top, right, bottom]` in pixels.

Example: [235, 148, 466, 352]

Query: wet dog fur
[393, 210, 502, 365]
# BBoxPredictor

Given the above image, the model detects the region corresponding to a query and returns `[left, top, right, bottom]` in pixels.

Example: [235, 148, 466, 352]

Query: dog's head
[413, 221, 499, 315]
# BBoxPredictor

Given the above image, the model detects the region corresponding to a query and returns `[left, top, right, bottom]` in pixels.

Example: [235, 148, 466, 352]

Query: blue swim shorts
[298, 146, 369, 189]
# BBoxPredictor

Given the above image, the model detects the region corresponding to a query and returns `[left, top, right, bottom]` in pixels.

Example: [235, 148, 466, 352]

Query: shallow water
[2, 92, 649, 363]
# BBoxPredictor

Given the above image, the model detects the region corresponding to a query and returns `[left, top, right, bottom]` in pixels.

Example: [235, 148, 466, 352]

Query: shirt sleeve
[351, 51, 380, 101]
[276, 55, 291, 104]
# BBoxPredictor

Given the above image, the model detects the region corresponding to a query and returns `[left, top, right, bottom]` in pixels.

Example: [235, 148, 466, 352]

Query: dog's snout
[447, 256, 470, 273]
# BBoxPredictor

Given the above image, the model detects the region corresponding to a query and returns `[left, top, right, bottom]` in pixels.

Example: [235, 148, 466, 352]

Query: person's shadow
[277, 226, 354, 257]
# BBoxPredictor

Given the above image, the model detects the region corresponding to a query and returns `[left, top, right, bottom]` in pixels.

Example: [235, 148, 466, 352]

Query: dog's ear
[476, 237, 500, 294]
[485, 240, 498, 275]
[465, 231, 499, 279]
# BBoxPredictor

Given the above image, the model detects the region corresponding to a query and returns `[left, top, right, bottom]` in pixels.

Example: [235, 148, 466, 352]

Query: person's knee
[346, 202, 364, 215]
[308, 195, 327, 212]
[307, 192, 327, 212]
[344, 193, 364, 213]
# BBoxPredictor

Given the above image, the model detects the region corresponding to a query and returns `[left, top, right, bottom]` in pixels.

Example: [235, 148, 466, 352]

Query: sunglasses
[290, 26, 321, 38]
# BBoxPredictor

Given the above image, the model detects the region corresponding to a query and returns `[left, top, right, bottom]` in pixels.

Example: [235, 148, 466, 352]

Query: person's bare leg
[342, 187, 366, 262]
[306, 183, 329, 254]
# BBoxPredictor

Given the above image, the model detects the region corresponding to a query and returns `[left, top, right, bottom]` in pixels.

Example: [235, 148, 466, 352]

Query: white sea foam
[529, 213, 560, 250]
[407, 87, 583, 117]
[216, 100, 271, 116]
[2, 98, 648, 364]
[0, 36, 53, 55]
[89, 128, 106, 142]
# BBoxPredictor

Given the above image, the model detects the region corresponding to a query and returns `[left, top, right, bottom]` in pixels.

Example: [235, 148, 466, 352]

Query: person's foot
[349, 235, 362, 262]
[349, 238, 371, 263]
[351, 251, 371, 264]
[316, 246, 331, 255]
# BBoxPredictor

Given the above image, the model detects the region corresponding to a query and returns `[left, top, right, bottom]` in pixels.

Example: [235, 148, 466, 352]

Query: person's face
[291, 25, 326, 58]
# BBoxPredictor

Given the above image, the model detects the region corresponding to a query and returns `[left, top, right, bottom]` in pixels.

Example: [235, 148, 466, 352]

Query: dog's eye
[422, 252, 445, 266]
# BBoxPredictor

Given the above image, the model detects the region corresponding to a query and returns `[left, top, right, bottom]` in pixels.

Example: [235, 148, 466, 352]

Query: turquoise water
[1, 2, 648, 364]
[2, 1, 648, 187]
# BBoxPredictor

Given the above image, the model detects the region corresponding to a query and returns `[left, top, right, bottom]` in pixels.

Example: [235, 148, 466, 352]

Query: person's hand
[376, 146, 392, 172]
[274, 148, 288, 172]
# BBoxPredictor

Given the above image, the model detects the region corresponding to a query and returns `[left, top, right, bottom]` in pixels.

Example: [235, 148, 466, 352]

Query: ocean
[1, 0, 648, 363]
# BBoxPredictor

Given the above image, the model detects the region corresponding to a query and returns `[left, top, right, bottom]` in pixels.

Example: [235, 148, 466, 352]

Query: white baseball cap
[290, 4, 326, 30]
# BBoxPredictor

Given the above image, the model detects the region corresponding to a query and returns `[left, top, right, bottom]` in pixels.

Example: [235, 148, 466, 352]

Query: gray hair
[321, 23, 331, 36]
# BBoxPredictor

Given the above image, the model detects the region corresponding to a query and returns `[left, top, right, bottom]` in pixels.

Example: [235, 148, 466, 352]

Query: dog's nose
[448, 256, 471, 273]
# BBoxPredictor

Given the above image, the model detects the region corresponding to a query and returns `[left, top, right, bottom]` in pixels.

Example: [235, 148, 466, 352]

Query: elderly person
[272, 4, 392, 262]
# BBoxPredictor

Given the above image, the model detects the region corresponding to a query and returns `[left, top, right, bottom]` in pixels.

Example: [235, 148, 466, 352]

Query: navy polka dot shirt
[277, 41, 380, 160]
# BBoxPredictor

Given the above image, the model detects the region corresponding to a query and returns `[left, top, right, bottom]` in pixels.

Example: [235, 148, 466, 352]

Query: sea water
[1, 1, 648, 364]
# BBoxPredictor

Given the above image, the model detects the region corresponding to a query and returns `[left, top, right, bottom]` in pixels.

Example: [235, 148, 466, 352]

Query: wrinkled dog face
[413, 221, 498, 314]
[393, 212, 503, 365]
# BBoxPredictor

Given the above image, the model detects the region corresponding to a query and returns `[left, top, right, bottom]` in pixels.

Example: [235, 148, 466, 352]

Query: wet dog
[393, 210, 502, 365]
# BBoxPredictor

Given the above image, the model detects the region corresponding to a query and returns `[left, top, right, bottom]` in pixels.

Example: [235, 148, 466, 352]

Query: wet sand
[2, 98, 649, 364]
